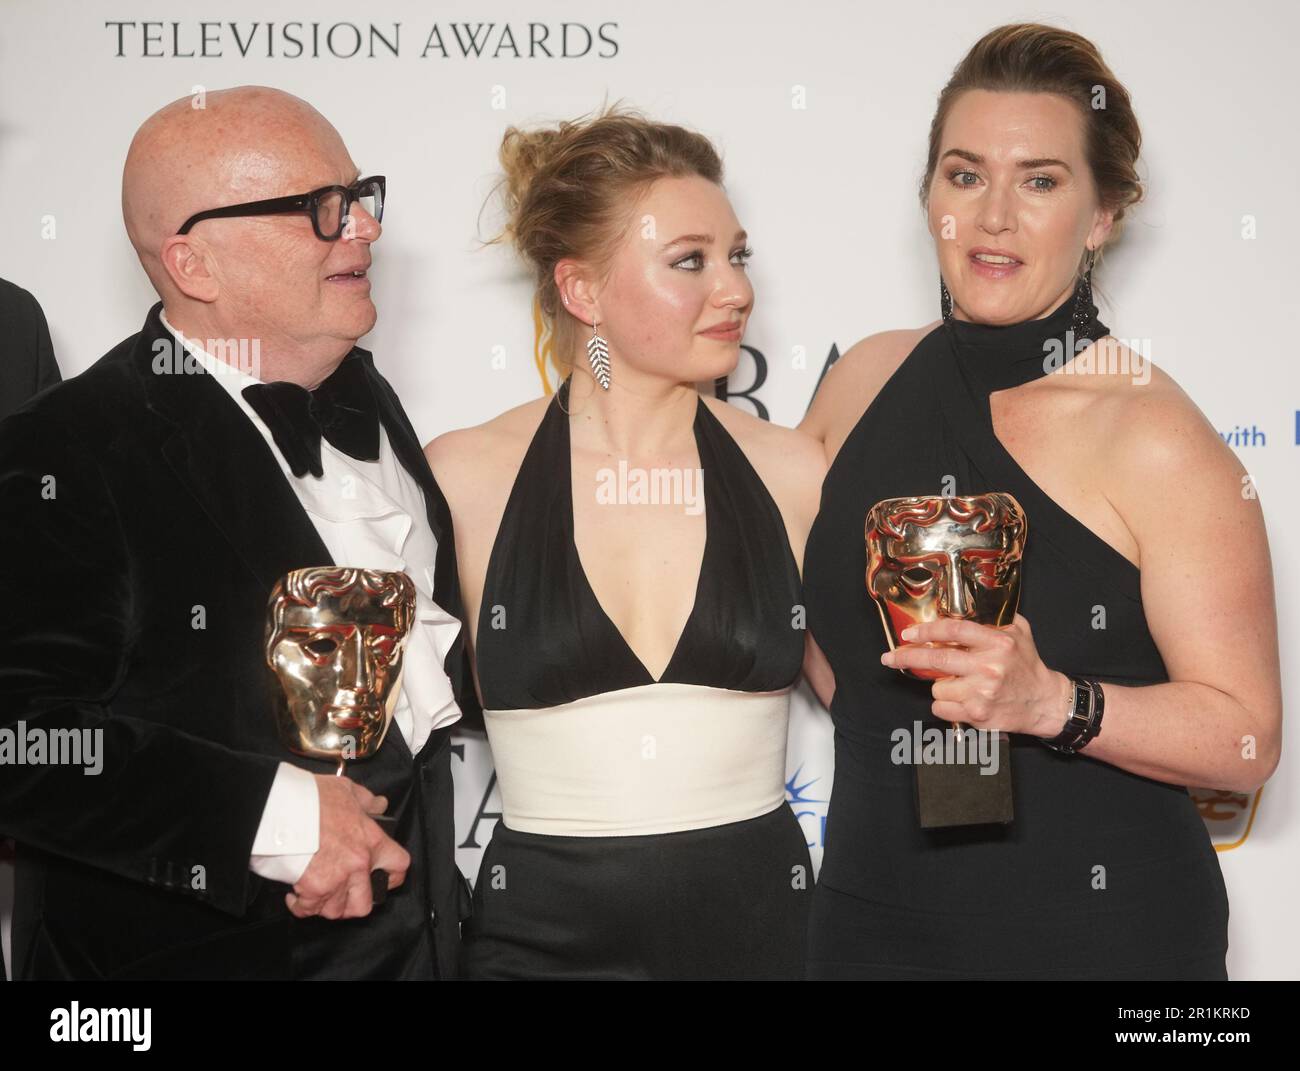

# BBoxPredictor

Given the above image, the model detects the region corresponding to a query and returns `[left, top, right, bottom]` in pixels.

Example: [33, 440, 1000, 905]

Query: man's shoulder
[10, 328, 145, 427]
[0, 326, 156, 475]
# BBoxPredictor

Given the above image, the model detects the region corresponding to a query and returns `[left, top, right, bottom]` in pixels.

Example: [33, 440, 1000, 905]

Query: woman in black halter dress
[803, 285, 1234, 979]
[798, 25, 1281, 980]
[460, 376, 811, 979]
[426, 106, 828, 979]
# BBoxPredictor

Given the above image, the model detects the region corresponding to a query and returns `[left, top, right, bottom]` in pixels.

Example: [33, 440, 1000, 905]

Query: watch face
[1071, 680, 1092, 724]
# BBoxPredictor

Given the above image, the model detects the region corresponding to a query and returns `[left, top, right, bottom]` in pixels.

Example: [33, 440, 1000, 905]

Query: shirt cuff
[249, 762, 320, 885]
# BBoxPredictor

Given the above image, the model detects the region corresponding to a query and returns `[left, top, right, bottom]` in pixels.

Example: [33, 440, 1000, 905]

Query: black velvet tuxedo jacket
[0, 303, 481, 980]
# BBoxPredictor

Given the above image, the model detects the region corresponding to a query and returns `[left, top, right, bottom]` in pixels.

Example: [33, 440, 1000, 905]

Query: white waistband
[483, 681, 793, 837]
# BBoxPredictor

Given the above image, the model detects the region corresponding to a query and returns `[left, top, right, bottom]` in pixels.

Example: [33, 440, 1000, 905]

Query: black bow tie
[241, 352, 381, 478]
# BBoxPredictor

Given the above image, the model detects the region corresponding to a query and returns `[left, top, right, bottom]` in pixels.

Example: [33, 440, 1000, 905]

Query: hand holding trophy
[865, 493, 1026, 828]
[264, 566, 418, 907]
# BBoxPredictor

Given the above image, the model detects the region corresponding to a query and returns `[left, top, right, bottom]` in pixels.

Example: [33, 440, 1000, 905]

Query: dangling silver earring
[587, 320, 611, 390]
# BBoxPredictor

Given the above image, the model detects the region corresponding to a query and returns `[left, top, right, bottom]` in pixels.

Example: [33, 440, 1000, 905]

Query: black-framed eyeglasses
[176, 175, 386, 241]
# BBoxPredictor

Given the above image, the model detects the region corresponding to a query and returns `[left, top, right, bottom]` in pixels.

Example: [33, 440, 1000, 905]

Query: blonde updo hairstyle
[484, 103, 724, 388]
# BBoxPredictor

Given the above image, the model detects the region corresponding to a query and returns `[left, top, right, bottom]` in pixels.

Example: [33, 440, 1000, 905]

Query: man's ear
[555, 258, 599, 327]
[159, 235, 219, 303]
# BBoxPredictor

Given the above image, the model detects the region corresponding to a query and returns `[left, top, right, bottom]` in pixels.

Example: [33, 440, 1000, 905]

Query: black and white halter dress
[463, 376, 812, 980]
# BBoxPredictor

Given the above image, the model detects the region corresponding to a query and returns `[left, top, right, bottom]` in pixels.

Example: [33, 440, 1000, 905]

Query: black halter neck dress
[801, 280, 1229, 979]
[462, 376, 812, 979]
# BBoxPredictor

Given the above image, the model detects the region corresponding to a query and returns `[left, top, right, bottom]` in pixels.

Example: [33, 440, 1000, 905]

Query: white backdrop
[0, 0, 1295, 979]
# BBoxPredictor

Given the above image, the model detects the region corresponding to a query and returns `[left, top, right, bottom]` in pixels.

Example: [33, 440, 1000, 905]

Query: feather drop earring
[587, 321, 611, 390]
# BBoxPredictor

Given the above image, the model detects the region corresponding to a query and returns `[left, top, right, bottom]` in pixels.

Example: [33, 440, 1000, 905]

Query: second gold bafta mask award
[866, 493, 1026, 829]
[264, 566, 417, 901]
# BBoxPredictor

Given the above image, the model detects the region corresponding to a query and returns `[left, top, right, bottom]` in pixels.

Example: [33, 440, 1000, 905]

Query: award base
[915, 732, 1014, 829]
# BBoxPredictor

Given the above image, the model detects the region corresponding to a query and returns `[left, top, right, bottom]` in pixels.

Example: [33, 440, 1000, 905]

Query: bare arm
[423, 429, 486, 709]
[803, 632, 836, 709]
[1054, 375, 1282, 791]
[795, 330, 925, 709]
[799, 327, 932, 462]
[780, 432, 834, 709]
[887, 370, 1283, 793]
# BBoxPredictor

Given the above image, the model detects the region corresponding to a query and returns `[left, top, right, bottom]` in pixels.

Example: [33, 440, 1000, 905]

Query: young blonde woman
[426, 107, 827, 979]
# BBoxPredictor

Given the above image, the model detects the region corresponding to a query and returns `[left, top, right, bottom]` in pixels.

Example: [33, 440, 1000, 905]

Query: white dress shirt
[160, 312, 463, 885]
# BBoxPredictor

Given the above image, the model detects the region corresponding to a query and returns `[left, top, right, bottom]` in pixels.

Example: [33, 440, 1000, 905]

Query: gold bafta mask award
[263, 566, 417, 902]
[865, 493, 1026, 829]
[264, 566, 417, 774]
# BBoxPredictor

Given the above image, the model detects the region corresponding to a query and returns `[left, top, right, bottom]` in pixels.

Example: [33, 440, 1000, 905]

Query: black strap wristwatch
[1042, 674, 1105, 754]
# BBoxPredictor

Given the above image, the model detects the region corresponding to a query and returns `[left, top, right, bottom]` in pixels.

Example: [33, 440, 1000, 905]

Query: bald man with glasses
[0, 86, 478, 980]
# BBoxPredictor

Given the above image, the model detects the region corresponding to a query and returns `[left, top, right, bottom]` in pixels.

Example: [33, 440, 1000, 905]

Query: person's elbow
[1233, 701, 1282, 793]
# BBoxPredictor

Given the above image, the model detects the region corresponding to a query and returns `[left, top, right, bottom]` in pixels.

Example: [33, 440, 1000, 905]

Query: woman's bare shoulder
[830, 325, 936, 388]
[801, 323, 937, 458]
[423, 394, 552, 500]
[702, 396, 825, 479]
[701, 396, 828, 530]
[1091, 349, 1232, 469]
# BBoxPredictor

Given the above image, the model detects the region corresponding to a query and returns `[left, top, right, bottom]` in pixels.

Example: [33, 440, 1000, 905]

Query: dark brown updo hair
[920, 23, 1144, 260]
[484, 101, 724, 388]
